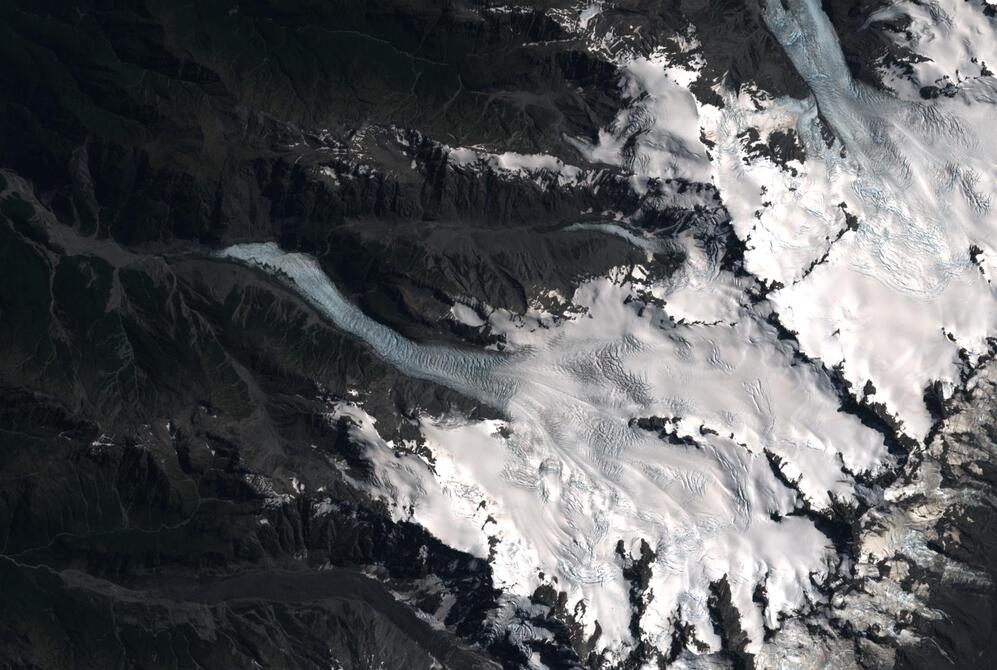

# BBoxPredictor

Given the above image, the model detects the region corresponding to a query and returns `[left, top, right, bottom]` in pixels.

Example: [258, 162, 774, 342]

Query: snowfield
[219, 0, 996, 662]
[221, 239, 887, 653]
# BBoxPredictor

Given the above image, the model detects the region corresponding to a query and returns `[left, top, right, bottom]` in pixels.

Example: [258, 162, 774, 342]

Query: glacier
[713, 0, 997, 439]
[219, 239, 887, 653]
[218, 0, 996, 662]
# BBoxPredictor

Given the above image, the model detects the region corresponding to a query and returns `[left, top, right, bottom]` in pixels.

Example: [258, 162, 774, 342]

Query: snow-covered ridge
[219, 240, 888, 655]
[219, 0, 995, 661]
[585, 0, 994, 441]
[740, 0, 997, 439]
[871, 0, 997, 100]
[556, 0, 997, 441]
[568, 53, 713, 188]
[446, 147, 585, 185]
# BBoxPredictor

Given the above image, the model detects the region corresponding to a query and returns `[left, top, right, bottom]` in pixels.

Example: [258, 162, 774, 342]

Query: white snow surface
[870, 0, 997, 100]
[220, 241, 888, 653]
[701, 0, 997, 439]
[568, 0, 997, 440]
[570, 54, 713, 185]
[217, 0, 997, 659]
[446, 146, 584, 186]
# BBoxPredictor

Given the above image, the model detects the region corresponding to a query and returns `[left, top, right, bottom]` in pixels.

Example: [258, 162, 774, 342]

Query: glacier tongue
[218, 0, 996, 659]
[220, 240, 888, 653]
[218, 243, 516, 407]
[742, 0, 997, 438]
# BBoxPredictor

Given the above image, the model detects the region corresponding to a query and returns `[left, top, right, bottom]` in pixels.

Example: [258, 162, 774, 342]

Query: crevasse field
[220, 0, 996, 662]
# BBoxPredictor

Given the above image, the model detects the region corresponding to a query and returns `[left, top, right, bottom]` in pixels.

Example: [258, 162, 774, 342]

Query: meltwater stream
[219, 242, 888, 651]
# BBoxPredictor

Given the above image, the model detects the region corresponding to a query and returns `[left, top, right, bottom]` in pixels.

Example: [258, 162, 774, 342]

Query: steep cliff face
[1, 0, 995, 668]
